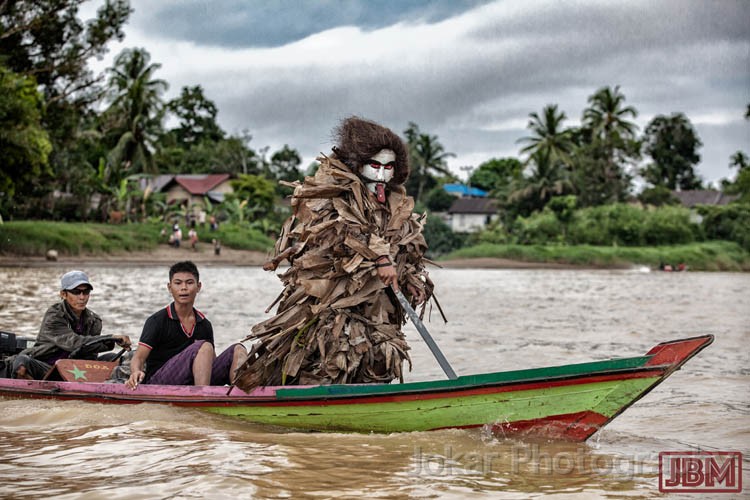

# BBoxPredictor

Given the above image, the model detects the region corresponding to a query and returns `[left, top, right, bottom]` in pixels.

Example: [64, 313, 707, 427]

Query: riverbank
[1, 221, 748, 270]
[0, 245, 587, 269]
[2, 240, 749, 271]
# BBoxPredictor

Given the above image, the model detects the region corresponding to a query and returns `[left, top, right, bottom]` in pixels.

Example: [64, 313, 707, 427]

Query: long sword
[392, 287, 458, 380]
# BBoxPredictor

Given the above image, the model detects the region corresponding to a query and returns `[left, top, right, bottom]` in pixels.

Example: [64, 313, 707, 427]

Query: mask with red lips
[360, 149, 395, 203]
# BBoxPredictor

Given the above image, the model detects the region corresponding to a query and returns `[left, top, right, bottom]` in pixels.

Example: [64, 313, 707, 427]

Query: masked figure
[234, 116, 435, 391]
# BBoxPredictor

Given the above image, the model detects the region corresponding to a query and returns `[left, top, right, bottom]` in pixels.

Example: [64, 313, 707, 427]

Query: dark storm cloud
[134, 0, 493, 48]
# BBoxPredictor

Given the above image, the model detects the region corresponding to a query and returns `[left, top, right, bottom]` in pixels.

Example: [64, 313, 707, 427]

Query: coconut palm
[576, 86, 640, 204]
[404, 122, 455, 203]
[105, 48, 167, 175]
[517, 104, 574, 167]
[508, 150, 574, 214]
[582, 85, 638, 142]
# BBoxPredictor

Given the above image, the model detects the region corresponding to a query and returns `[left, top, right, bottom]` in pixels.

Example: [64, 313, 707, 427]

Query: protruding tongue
[375, 183, 386, 203]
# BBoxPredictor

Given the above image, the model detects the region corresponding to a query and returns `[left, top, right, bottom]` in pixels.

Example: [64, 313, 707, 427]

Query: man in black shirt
[125, 261, 246, 388]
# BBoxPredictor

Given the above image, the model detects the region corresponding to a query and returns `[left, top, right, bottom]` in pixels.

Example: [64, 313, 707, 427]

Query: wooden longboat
[0, 335, 712, 441]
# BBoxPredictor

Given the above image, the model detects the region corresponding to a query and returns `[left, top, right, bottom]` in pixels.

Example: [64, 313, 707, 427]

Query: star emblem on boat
[66, 365, 88, 381]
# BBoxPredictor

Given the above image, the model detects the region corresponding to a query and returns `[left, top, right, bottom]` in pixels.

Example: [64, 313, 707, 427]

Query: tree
[508, 150, 574, 216]
[0, 0, 131, 104]
[404, 122, 455, 203]
[641, 113, 702, 190]
[575, 86, 640, 205]
[424, 186, 455, 212]
[469, 157, 523, 193]
[104, 47, 167, 175]
[167, 85, 224, 147]
[582, 86, 639, 143]
[517, 104, 574, 167]
[0, 65, 52, 203]
[227, 174, 277, 220]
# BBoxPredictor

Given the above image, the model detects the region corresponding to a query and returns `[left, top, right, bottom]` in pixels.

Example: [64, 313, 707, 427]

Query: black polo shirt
[138, 303, 214, 380]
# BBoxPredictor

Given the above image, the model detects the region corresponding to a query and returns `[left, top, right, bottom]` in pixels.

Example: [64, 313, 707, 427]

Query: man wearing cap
[10, 270, 131, 380]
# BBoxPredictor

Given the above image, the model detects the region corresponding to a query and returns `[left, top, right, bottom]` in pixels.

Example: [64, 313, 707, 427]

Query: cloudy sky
[86, 0, 749, 185]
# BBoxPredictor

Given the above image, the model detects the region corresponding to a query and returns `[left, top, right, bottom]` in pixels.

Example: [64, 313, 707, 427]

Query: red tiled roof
[174, 174, 231, 195]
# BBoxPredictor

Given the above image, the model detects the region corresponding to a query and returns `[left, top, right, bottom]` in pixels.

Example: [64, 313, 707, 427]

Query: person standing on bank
[125, 261, 246, 389]
[11, 270, 131, 380]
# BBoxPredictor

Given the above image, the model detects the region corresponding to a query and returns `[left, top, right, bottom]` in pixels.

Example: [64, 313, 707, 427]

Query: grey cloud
[133, 0, 749, 183]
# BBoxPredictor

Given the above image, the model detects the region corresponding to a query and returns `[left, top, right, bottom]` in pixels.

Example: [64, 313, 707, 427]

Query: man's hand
[114, 335, 132, 349]
[125, 369, 144, 390]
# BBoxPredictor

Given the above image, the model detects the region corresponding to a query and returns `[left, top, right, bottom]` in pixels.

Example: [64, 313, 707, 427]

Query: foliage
[167, 85, 224, 147]
[103, 47, 167, 175]
[210, 222, 274, 252]
[0, 220, 162, 255]
[226, 174, 277, 221]
[697, 203, 750, 251]
[469, 157, 523, 193]
[448, 241, 750, 271]
[404, 122, 455, 204]
[0, 65, 52, 202]
[511, 210, 564, 244]
[638, 186, 679, 207]
[573, 85, 640, 206]
[508, 150, 574, 216]
[641, 113, 702, 190]
[568, 204, 697, 246]
[265, 145, 303, 195]
[422, 215, 465, 257]
[517, 104, 574, 167]
[424, 186, 455, 212]
[0, 0, 131, 103]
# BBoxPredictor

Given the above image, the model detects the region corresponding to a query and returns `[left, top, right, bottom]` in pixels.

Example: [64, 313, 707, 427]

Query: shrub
[423, 216, 465, 257]
[698, 203, 750, 250]
[511, 210, 563, 244]
[642, 206, 696, 245]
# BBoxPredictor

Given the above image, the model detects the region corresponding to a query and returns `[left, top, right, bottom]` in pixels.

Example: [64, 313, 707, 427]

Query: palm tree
[517, 104, 574, 167]
[105, 48, 168, 176]
[508, 150, 573, 215]
[578, 86, 640, 203]
[404, 122, 456, 203]
[582, 85, 638, 143]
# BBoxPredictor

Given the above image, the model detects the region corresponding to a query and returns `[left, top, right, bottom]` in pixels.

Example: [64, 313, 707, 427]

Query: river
[0, 265, 748, 499]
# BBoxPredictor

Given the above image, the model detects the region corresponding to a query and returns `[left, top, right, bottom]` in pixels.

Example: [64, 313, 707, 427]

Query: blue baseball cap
[60, 270, 93, 291]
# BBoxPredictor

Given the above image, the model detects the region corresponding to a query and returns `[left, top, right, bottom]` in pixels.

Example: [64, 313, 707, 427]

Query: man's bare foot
[15, 365, 33, 380]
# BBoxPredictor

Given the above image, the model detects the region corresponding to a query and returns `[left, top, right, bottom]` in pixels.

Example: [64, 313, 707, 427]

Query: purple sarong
[147, 340, 238, 385]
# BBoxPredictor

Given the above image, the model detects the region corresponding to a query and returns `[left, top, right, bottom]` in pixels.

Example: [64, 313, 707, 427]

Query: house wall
[450, 213, 497, 233]
[165, 180, 234, 209]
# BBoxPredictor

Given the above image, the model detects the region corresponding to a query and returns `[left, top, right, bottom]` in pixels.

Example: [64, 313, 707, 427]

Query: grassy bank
[0, 221, 274, 256]
[442, 241, 750, 271]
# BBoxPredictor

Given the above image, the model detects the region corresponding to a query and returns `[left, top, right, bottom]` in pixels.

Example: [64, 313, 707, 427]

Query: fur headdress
[331, 116, 410, 186]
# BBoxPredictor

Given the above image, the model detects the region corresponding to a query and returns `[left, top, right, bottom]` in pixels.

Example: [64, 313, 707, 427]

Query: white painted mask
[361, 149, 395, 202]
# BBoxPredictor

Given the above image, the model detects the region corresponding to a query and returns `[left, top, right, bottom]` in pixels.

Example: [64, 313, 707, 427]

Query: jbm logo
[659, 452, 742, 493]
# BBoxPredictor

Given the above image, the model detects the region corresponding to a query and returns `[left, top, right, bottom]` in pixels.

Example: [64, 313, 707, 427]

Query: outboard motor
[0, 331, 32, 357]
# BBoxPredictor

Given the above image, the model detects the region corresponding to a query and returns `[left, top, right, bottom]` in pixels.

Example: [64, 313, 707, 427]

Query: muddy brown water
[1, 265, 748, 499]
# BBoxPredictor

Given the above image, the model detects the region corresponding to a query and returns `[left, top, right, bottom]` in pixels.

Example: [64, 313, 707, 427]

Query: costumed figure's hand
[263, 260, 278, 272]
[375, 256, 398, 290]
[406, 283, 426, 305]
[125, 369, 144, 390]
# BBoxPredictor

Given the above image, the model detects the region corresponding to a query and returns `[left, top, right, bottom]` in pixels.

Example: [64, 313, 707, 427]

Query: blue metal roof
[443, 183, 488, 197]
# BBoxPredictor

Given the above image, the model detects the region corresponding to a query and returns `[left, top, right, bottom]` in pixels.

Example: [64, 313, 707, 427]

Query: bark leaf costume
[234, 117, 434, 391]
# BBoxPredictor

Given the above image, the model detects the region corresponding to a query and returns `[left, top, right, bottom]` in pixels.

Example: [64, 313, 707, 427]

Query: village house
[671, 189, 739, 223]
[446, 197, 499, 233]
